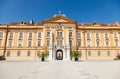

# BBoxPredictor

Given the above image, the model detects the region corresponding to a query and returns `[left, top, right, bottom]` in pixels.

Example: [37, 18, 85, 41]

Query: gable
[42, 15, 77, 23]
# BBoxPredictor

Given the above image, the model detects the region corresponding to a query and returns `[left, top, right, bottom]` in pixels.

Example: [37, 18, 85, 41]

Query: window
[70, 40, 72, 46]
[88, 51, 91, 56]
[46, 51, 49, 56]
[87, 33, 90, 38]
[27, 51, 30, 56]
[78, 41, 81, 46]
[9, 32, 13, 38]
[28, 41, 32, 47]
[57, 32, 62, 37]
[47, 32, 50, 37]
[78, 51, 82, 56]
[47, 40, 50, 46]
[57, 40, 62, 46]
[0, 40, 2, 46]
[29, 32, 32, 38]
[37, 51, 40, 57]
[17, 51, 20, 56]
[113, 33, 118, 38]
[96, 33, 99, 38]
[8, 40, 12, 47]
[98, 51, 101, 56]
[7, 51, 10, 57]
[105, 33, 108, 38]
[69, 32, 72, 37]
[77, 32, 81, 38]
[96, 41, 100, 47]
[18, 40, 22, 47]
[0, 32, 3, 38]
[107, 51, 110, 56]
[19, 32, 23, 38]
[105, 41, 109, 47]
[87, 41, 91, 47]
[38, 40, 41, 46]
[115, 41, 118, 47]
[38, 32, 41, 38]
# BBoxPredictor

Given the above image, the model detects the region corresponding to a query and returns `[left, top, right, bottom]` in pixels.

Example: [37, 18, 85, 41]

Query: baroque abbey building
[0, 13, 120, 60]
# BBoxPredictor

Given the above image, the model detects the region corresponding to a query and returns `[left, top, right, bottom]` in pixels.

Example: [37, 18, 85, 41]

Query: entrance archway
[56, 50, 63, 60]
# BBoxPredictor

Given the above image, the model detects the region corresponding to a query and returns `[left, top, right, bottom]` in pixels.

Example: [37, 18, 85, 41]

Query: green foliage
[70, 51, 82, 61]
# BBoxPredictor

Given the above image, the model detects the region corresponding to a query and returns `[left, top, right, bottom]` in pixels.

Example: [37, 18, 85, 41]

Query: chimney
[30, 19, 33, 24]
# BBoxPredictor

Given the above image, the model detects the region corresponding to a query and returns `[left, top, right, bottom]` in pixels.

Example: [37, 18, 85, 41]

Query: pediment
[42, 15, 76, 23]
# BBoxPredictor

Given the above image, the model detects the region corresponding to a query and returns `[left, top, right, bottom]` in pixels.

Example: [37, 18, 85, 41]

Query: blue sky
[0, 0, 120, 24]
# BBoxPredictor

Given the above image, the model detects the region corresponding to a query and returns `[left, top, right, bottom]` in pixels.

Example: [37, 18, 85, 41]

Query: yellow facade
[0, 14, 120, 60]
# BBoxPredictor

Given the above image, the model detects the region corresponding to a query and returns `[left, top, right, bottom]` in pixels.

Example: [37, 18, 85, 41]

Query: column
[48, 31, 53, 61]
[66, 30, 70, 60]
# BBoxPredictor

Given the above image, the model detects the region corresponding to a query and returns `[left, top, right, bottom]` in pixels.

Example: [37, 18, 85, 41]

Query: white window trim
[96, 41, 101, 47]
[19, 32, 24, 39]
[86, 33, 91, 38]
[7, 40, 13, 47]
[27, 40, 33, 47]
[37, 40, 41, 46]
[37, 32, 41, 38]
[113, 32, 118, 38]
[104, 33, 109, 38]
[17, 40, 23, 47]
[8, 32, 14, 38]
[77, 32, 82, 38]
[114, 40, 119, 47]
[28, 32, 33, 39]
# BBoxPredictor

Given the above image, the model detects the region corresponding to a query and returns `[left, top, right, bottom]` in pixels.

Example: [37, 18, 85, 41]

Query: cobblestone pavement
[0, 60, 120, 79]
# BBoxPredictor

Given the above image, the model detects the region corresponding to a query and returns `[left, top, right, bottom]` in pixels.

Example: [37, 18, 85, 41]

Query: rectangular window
[0, 40, 2, 46]
[8, 40, 12, 47]
[47, 40, 50, 46]
[78, 51, 82, 56]
[115, 41, 118, 47]
[98, 51, 101, 56]
[19, 32, 23, 38]
[87, 41, 91, 47]
[0, 32, 3, 38]
[69, 32, 72, 37]
[38, 40, 41, 46]
[96, 33, 99, 38]
[107, 51, 110, 56]
[78, 41, 81, 46]
[113, 33, 118, 38]
[57, 32, 62, 37]
[96, 41, 100, 47]
[87, 33, 90, 38]
[47, 32, 50, 37]
[77, 32, 81, 38]
[105, 41, 109, 47]
[105, 33, 108, 38]
[9, 32, 13, 38]
[27, 51, 30, 56]
[57, 40, 62, 46]
[37, 51, 40, 57]
[7, 51, 10, 57]
[28, 41, 32, 47]
[29, 32, 32, 38]
[18, 40, 22, 47]
[88, 51, 91, 56]
[70, 40, 72, 46]
[38, 32, 41, 38]
[17, 51, 20, 56]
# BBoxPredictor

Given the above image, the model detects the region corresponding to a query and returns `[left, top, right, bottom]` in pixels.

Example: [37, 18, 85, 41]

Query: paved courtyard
[0, 60, 120, 79]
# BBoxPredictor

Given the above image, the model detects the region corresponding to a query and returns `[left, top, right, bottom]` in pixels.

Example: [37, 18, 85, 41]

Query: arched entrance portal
[56, 50, 63, 60]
